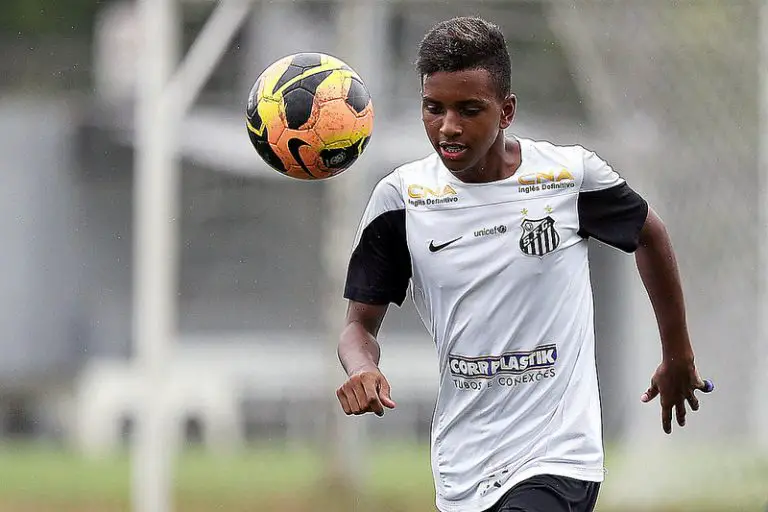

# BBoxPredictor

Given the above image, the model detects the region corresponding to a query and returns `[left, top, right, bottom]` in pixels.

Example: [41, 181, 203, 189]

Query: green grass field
[0, 442, 764, 511]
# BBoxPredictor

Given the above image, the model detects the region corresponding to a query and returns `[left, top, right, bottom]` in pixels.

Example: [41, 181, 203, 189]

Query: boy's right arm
[336, 300, 396, 417]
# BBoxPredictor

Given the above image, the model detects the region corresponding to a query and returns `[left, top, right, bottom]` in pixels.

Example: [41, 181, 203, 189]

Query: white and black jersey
[344, 138, 648, 512]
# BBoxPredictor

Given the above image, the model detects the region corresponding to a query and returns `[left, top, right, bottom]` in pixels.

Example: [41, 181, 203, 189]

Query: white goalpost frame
[133, 0, 380, 510]
[133, 0, 254, 511]
[757, 0, 768, 450]
[132, 1, 177, 511]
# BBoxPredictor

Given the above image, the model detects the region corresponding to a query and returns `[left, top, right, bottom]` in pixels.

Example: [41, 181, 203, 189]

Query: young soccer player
[335, 16, 711, 512]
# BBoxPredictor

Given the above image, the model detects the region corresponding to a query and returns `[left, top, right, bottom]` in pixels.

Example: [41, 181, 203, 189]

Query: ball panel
[314, 99, 373, 147]
[345, 77, 371, 114]
[246, 102, 265, 137]
[246, 77, 263, 119]
[357, 135, 371, 157]
[286, 138, 316, 179]
[273, 64, 306, 94]
[258, 56, 293, 98]
[351, 114, 374, 142]
[318, 145, 356, 170]
[294, 70, 333, 98]
[275, 125, 324, 152]
[257, 98, 285, 145]
[294, 145, 331, 179]
[272, 56, 348, 98]
[274, 126, 324, 179]
[318, 133, 371, 173]
[283, 88, 316, 130]
[313, 99, 358, 145]
[319, 53, 350, 70]
[285, 165, 306, 180]
[252, 136, 289, 174]
[314, 70, 352, 105]
[291, 52, 324, 70]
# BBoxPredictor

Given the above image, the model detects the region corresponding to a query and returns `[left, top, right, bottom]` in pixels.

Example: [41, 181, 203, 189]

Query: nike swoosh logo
[287, 138, 315, 178]
[429, 237, 462, 252]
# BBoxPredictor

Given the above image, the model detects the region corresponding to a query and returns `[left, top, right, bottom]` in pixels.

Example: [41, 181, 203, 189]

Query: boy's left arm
[635, 207, 709, 434]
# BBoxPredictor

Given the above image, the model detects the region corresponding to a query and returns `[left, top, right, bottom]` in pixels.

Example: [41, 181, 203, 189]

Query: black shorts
[483, 474, 600, 512]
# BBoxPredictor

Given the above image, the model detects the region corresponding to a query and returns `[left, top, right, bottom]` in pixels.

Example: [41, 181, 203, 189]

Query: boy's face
[421, 68, 515, 174]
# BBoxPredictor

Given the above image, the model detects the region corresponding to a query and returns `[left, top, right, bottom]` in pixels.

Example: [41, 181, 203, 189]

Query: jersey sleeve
[343, 173, 412, 306]
[577, 148, 649, 253]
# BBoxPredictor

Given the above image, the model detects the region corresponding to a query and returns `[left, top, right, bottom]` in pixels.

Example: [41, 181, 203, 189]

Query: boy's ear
[500, 94, 516, 129]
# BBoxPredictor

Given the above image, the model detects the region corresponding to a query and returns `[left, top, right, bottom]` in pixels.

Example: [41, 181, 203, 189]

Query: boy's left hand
[641, 357, 709, 434]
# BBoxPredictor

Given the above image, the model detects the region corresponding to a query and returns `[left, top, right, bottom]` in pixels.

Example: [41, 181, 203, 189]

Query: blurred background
[0, 0, 766, 510]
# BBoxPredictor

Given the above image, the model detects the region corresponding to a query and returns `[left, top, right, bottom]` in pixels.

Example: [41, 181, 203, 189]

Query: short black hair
[416, 16, 512, 99]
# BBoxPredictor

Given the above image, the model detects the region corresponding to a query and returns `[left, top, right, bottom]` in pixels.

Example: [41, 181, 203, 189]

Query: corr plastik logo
[449, 344, 557, 378]
[407, 184, 459, 207]
[474, 225, 507, 237]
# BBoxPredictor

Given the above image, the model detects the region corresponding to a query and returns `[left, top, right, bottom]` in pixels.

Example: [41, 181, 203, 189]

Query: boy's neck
[452, 136, 521, 184]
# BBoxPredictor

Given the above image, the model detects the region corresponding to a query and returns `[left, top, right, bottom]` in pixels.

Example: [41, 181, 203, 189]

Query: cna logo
[518, 168, 576, 194]
[407, 184, 459, 206]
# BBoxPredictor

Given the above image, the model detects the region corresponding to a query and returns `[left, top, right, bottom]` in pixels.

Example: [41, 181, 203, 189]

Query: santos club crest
[520, 216, 560, 256]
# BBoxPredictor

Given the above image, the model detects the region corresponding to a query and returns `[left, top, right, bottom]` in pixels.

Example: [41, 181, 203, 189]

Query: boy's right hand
[336, 366, 396, 417]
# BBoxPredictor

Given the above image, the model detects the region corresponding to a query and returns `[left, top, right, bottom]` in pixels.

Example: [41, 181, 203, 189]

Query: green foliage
[0, 0, 106, 37]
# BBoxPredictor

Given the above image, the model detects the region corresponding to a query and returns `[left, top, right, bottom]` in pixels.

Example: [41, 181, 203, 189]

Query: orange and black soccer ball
[246, 52, 374, 180]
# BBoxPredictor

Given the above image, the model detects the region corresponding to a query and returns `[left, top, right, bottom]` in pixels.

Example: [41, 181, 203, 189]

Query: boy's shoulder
[520, 136, 593, 160]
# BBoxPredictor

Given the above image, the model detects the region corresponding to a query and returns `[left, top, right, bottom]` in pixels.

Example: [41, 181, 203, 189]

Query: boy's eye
[424, 103, 443, 114]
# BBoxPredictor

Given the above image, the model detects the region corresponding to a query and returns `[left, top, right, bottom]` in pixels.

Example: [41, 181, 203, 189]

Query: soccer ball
[245, 52, 374, 180]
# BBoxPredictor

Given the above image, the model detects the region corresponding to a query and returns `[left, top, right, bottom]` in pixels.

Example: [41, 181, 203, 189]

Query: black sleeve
[577, 182, 649, 253]
[344, 209, 412, 306]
